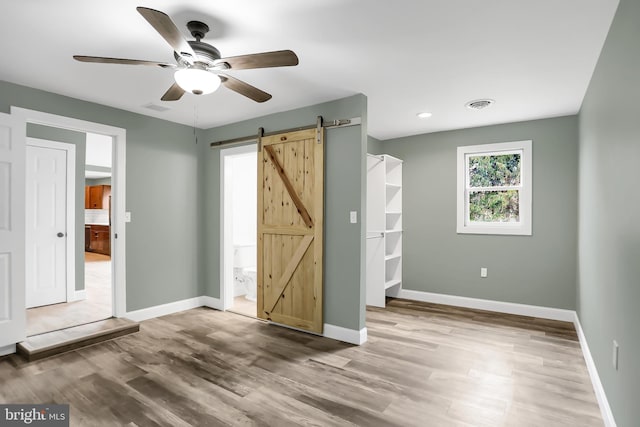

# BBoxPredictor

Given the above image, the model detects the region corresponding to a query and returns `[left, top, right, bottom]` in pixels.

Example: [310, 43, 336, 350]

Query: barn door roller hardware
[316, 116, 323, 144]
[257, 127, 264, 152]
[209, 116, 362, 149]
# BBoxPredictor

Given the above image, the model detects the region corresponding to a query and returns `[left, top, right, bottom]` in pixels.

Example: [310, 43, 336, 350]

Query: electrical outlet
[350, 211, 357, 224]
[613, 340, 619, 370]
[480, 267, 488, 278]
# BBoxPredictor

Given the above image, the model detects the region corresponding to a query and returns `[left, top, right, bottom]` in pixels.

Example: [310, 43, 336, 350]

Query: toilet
[242, 266, 257, 301]
[233, 244, 257, 301]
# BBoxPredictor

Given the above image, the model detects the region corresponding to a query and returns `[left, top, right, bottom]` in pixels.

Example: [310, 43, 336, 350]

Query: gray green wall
[203, 95, 368, 331]
[1, 80, 206, 311]
[578, 0, 639, 424]
[3, 79, 368, 332]
[26, 124, 87, 292]
[381, 116, 579, 309]
[367, 135, 383, 154]
[86, 177, 112, 186]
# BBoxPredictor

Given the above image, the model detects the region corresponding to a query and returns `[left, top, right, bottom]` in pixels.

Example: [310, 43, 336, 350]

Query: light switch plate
[480, 267, 488, 278]
[125, 211, 131, 223]
[350, 211, 357, 224]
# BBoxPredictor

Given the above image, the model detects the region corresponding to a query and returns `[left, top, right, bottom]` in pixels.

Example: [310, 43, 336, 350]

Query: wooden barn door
[257, 127, 324, 333]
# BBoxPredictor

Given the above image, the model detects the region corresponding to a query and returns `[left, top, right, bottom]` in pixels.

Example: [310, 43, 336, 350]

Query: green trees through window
[469, 190, 519, 222]
[468, 153, 521, 222]
[469, 154, 521, 187]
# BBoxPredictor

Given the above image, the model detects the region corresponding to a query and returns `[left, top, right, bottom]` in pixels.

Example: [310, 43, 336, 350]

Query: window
[457, 140, 532, 235]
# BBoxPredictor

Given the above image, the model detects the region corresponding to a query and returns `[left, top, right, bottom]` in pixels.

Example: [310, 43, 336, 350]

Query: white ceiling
[0, 0, 619, 140]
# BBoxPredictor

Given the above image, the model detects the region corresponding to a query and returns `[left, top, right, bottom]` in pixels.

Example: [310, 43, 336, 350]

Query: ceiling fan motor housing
[174, 41, 221, 67]
[173, 21, 223, 96]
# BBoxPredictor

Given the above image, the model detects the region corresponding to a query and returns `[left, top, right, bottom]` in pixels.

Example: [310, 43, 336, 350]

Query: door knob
[57, 232, 65, 238]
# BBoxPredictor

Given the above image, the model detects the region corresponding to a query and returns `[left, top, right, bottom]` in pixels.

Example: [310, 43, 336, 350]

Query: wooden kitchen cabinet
[88, 225, 110, 256]
[88, 185, 111, 209]
[85, 186, 90, 209]
[85, 226, 91, 251]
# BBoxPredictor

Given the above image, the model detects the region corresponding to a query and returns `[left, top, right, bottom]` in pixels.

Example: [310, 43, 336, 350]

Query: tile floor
[26, 252, 112, 336]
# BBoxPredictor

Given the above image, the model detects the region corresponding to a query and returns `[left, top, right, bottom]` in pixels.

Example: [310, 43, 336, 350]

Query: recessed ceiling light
[416, 112, 432, 119]
[465, 99, 495, 110]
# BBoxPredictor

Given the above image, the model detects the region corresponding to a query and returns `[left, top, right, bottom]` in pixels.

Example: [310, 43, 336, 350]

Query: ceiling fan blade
[219, 74, 272, 103]
[213, 50, 299, 70]
[161, 83, 185, 101]
[73, 55, 176, 68]
[136, 7, 196, 62]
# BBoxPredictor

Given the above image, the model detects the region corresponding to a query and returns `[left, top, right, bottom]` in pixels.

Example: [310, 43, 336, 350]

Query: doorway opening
[25, 132, 114, 336]
[81, 132, 114, 330]
[14, 107, 127, 339]
[221, 144, 258, 318]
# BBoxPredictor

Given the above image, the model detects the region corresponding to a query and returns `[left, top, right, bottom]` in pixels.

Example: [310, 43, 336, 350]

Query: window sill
[457, 224, 531, 236]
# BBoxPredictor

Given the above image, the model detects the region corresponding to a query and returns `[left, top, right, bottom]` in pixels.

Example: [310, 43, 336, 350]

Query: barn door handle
[57, 232, 65, 238]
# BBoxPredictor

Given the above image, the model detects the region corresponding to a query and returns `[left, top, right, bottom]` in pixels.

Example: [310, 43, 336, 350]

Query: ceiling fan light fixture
[174, 68, 220, 95]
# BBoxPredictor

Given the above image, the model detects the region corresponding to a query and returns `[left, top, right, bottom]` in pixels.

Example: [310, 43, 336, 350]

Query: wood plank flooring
[0, 299, 602, 426]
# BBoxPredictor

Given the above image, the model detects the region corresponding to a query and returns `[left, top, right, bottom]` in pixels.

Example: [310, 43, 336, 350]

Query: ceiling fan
[73, 7, 299, 103]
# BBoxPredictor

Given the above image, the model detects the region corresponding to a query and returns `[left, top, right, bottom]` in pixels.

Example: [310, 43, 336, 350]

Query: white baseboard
[125, 295, 368, 346]
[323, 323, 367, 345]
[201, 296, 223, 311]
[124, 296, 205, 322]
[0, 344, 16, 356]
[70, 290, 87, 302]
[397, 289, 575, 322]
[573, 313, 617, 427]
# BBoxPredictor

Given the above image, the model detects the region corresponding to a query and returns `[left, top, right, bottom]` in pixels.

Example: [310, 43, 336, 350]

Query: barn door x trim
[257, 119, 325, 334]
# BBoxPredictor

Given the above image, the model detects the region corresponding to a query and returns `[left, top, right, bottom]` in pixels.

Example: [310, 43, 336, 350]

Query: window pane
[469, 190, 520, 222]
[469, 153, 521, 187]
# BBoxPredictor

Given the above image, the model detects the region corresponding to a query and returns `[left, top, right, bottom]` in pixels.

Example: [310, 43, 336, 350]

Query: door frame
[12, 107, 127, 318]
[219, 142, 257, 311]
[25, 138, 77, 304]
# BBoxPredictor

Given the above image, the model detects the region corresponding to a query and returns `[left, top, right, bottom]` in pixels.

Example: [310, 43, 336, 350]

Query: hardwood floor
[1, 299, 602, 426]
[26, 252, 112, 336]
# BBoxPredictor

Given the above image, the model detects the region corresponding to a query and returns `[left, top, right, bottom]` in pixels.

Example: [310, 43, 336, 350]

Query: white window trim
[456, 140, 532, 236]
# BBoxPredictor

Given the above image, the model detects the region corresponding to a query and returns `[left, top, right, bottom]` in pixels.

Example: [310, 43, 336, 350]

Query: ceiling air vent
[143, 103, 170, 112]
[465, 99, 494, 110]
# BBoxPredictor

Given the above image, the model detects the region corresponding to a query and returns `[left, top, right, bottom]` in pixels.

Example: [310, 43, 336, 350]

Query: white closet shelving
[366, 154, 402, 307]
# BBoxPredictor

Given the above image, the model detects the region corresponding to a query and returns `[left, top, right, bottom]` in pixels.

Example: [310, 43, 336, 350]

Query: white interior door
[0, 112, 26, 353]
[25, 142, 68, 308]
